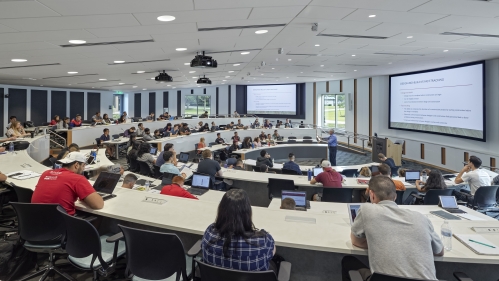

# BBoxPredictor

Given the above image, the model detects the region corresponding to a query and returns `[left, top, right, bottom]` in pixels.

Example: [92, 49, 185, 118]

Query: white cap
[57, 152, 87, 164]
[321, 160, 331, 168]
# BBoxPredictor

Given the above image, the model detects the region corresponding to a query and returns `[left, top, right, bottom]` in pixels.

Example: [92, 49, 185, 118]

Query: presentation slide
[247, 85, 296, 115]
[389, 62, 484, 140]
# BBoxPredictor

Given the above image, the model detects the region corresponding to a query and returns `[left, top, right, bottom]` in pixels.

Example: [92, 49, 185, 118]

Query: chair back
[161, 172, 177, 185]
[227, 158, 237, 166]
[12, 184, 33, 203]
[95, 138, 102, 146]
[473, 186, 499, 208]
[321, 188, 353, 203]
[196, 260, 277, 281]
[11, 203, 65, 243]
[395, 190, 405, 205]
[153, 165, 162, 178]
[341, 169, 358, 177]
[138, 161, 153, 177]
[129, 158, 140, 173]
[194, 143, 199, 150]
[209, 142, 216, 147]
[112, 134, 119, 140]
[268, 178, 296, 199]
[56, 206, 106, 269]
[119, 225, 187, 280]
[303, 136, 312, 140]
[287, 140, 297, 143]
[369, 272, 435, 281]
[303, 140, 313, 143]
[288, 136, 297, 140]
[252, 166, 261, 172]
[423, 189, 454, 205]
[282, 168, 299, 175]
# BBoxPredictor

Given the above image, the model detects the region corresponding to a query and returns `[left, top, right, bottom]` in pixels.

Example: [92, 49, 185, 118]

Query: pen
[469, 239, 496, 248]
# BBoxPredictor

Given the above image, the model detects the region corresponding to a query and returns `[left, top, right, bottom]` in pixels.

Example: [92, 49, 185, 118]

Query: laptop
[93, 172, 120, 201]
[86, 155, 95, 165]
[439, 196, 467, 214]
[404, 170, 420, 183]
[150, 147, 157, 155]
[347, 203, 364, 225]
[313, 167, 322, 177]
[178, 152, 189, 163]
[371, 165, 379, 173]
[187, 173, 210, 196]
[281, 190, 310, 210]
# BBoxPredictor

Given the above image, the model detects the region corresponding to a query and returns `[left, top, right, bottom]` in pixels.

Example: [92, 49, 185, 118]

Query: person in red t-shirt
[310, 160, 344, 187]
[31, 152, 104, 215]
[50, 115, 60, 126]
[70, 114, 83, 128]
[160, 176, 198, 200]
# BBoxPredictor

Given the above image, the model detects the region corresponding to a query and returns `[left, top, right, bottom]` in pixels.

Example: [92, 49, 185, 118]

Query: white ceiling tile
[365, 22, 459, 35]
[0, 24, 17, 33]
[343, 9, 448, 25]
[411, 0, 499, 18]
[291, 18, 380, 32]
[152, 30, 242, 42]
[197, 18, 289, 29]
[87, 23, 197, 38]
[249, 6, 304, 20]
[39, 0, 194, 15]
[453, 37, 499, 45]
[0, 14, 140, 32]
[389, 33, 468, 42]
[0, 30, 97, 44]
[426, 15, 499, 29]
[0, 1, 60, 19]
[310, 0, 429, 12]
[133, 9, 251, 26]
[194, 0, 310, 9]
[0, 42, 60, 53]
[297, 6, 357, 20]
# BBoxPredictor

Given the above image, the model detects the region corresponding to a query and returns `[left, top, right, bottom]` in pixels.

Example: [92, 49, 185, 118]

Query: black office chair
[12, 184, 33, 203]
[95, 138, 102, 148]
[11, 203, 71, 281]
[287, 140, 297, 143]
[197, 259, 291, 281]
[56, 206, 125, 281]
[137, 161, 153, 177]
[303, 136, 312, 140]
[252, 166, 261, 172]
[390, 166, 400, 177]
[288, 136, 297, 140]
[321, 188, 353, 203]
[112, 134, 120, 140]
[341, 169, 359, 177]
[153, 165, 162, 179]
[282, 168, 300, 175]
[303, 140, 313, 143]
[422, 189, 454, 205]
[350, 271, 439, 281]
[267, 178, 296, 200]
[208, 142, 216, 147]
[227, 157, 237, 167]
[395, 190, 405, 205]
[453, 272, 476, 281]
[128, 157, 140, 173]
[161, 172, 177, 185]
[119, 225, 198, 281]
[471, 186, 499, 211]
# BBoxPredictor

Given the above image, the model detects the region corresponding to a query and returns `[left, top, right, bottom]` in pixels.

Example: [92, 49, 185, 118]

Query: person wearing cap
[310, 160, 344, 188]
[31, 152, 104, 215]
[160, 176, 198, 200]
[283, 153, 302, 175]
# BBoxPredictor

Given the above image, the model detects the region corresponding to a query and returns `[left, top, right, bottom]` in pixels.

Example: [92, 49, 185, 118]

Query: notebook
[454, 234, 499, 255]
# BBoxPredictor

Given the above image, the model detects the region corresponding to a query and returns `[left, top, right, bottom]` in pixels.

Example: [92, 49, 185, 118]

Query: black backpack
[0, 233, 37, 281]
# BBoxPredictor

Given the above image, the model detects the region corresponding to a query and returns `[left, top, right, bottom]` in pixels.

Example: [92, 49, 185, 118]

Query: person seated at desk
[272, 130, 280, 140]
[453, 155, 491, 205]
[259, 131, 266, 140]
[195, 121, 204, 130]
[200, 111, 209, 118]
[118, 115, 126, 124]
[123, 126, 136, 137]
[142, 128, 155, 141]
[161, 176, 197, 200]
[343, 176, 443, 281]
[256, 150, 273, 168]
[233, 111, 240, 118]
[266, 134, 275, 145]
[284, 119, 293, 128]
[198, 150, 224, 189]
[283, 153, 302, 175]
[126, 134, 137, 153]
[378, 153, 396, 169]
[201, 189, 276, 271]
[378, 164, 406, 190]
[253, 118, 260, 128]
[226, 122, 235, 130]
[100, 128, 115, 159]
[241, 137, 252, 149]
[7, 116, 17, 128]
[404, 170, 448, 205]
[160, 151, 186, 178]
[127, 141, 140, 172]
[0, 171, 6, 182]
[263, 119, 273, 129]
[56, 117, 70, 130]
[121, 173, 138, 189]
[215, 133, 224, 144]
[171, 124, 179, 136]
[228, 140, 239, 154]
[136, 143, 156, 174]
[397, 168, 407, 178]
[7, 121, 30, 138]
[31, 152, 104, 215]
[156, 143, 176, 167]
[158, 112, 169, 120]
[57, 143, 80, 160]
[236, 119, 244, 128]
[92, 112, 103, 124]
[180, 123, 191, 135]
[358, 167, 371, 178]
[230, 159, 245, 170]
[231, 132, 240, 143]
[146, 112, 155, 121]
[198, 137, 207, 154]
[210, 122, 218, 131]
[310, 160, 343, 188]
[163, 123, 173, 135]
[253, 137, 262, 147]
[200, 123, 210, 132]
[153, 129, 162, 139]
[50, 115, 60, 126]
[102, 113, 111, 124]
[70, 114, 83, 128]
[280, 198, 296, 210]
[136, 123, 145, 137]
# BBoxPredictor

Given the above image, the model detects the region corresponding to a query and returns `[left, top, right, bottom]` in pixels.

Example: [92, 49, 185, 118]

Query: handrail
[48, 130, 66, 149]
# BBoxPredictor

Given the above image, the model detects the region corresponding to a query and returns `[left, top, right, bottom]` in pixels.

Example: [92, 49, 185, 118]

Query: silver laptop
[439, 196, 467, 214]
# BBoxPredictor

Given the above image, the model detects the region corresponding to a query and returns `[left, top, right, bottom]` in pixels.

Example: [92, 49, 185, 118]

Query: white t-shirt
[461, 169, 491, 195]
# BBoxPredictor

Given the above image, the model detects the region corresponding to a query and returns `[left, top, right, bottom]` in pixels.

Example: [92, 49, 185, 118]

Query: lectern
[371, 137, 403, 166]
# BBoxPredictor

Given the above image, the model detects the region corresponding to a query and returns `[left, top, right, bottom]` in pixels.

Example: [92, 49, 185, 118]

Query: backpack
[0, 233, 37, 281]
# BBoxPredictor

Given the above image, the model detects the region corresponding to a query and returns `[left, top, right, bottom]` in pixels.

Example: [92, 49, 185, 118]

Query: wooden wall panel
[491, 158, 496, 172]
[354, 79, 357, 143]
[441, 147, 446, 165]
[464, 152, 469, 162]
[421, 144, 425, 159]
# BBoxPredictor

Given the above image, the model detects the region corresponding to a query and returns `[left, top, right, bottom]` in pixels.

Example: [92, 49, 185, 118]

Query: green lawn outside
[324, 106, 346, 128]
[184, 107, 210, 116]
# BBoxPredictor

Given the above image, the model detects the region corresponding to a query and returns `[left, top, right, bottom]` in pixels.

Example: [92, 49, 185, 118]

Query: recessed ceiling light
[114, 60, 125, 63]
[184, 63, 190, 66]
[352, 54, 356, 57]
[192, 77, 197, 78]
[160, 81, 165, 83]
[173, 87, 176, 89]
[407, 36, 413, 39]
[261, 74, 264, 75]
[369, 15, 376, 18]
[157, 15, 176, 22]
[288, 59, 292, 61]
[223, 80, 227, 81]
[40, 85, 43, 86]
[150, 77, 155, 80]
[99, 78, 107, 81]
[315, 44, 320, 47]
[221, 83, 225, 84]
[443, 50, 449, 52]
[143, 88, 147, 90]
[225, 76, 230, 78]
[241, 52, 250, 55]
[255, 30, 268, 34]
[286, 77, 289, 78]
[189, 71, 196, 73]
[119, 83, 125, 85]
[320, 65, 324, 67]
[69, 40, 86, 44]
[133, 86, 138, 88]
[354, 70, 357, 71]
[176, 48, 187, 51]
[233, 64, 240, 66]
[137, 71, 145, 73]
[272, 68, 275, 70]
[167, 84, 171, 86]
[68, 71, 78, 74]
[228, 71, 234, 73]
[11, 59, 27, 62]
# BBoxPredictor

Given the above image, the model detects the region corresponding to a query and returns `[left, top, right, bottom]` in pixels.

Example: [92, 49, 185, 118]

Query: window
[322, 94, 345, 129]
[185, 95, 211, 116]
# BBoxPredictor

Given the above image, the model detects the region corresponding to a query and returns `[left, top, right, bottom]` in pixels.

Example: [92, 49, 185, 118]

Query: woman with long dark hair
[241, 137, 252, 149]
[415, 170, 447, 192]
[136, 142, 156, 173]
[201, 189, 276, 271]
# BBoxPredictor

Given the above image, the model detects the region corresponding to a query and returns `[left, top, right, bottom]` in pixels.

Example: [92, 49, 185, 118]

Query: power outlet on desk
[142, 197, 167, 205]
[472, 227, 499, 233]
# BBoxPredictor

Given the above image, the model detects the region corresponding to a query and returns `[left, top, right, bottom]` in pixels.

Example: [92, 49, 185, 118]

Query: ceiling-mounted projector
[155, 70, 173, 82]
[197, 75, 212, 84]
[190, 51, 217, 68]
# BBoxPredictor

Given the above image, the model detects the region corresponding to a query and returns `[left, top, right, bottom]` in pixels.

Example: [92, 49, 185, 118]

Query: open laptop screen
[192, 174, 210, 189]
[348, 204, 363, 225]
[405, 171, 420, 181]
[313, 167, 322, 177]
[371, 165, 379, 173]
[281, 191, 307, 207]
[179, 152, 189, 163]
[440, 196, 458, 209]
[150, 147, 157, 155]
[93, 172, 121, 194]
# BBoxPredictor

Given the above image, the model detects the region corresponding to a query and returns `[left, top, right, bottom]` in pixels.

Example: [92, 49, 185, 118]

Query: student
[160, 151, 186, 178]
[253, 137, 262, 147]
[272, 130, 280, 140]
[241, 137, 252, 149]
[195, 121, 204, 130]
[142, 128, 154, 141]
[136, 123, 145, 137]
[231, 132, 240, 143]
[32, 152, 104, 215]
[284, 119, 293, 128]
[200, 111, 209, 118]
[197, 137, 206, 154]
[127, 141, 140, 172]
[236, 119, 244, 128]
[397, 168, 407, 178]
[92, 112, 103, 123]
[253, 118, 260, 128]
[378, 153, 396, 169]
[280, 198, 296, 210]
[118, 115, 126, 124]
[100, 128, 115, 158]
[230, 159, 245, 170]
[126, 134, 137, 153]
[156, 143, 176, 167]
[215, 133, 224, 144]
[226, 122, 235, 130]
[201, 123, 210, 132]
[256, 150, 273, 168]
[197, 150, 223, 188]
[153, 129, 162, 139]
[70, 114, 83, 127]
[163, 123, 173, 136]
[263, 119, 272, 129]
[121, 173, 138, 189]
[310, 160, 343, 187]
[358, 167, 372, 178]
[201, 189, 275, 271]
[259, 131, 266, 140]
[210, 121, 219, 132]
[50, 115, 60, 126]
[57, 143, 80, 160]
[266, 134, 275, 145]
[102, 113, 111, 124]
[146, 112, 155, 121]
[171, 124, 179, 135]
[454, 155, 491, 205]
[7, 116, 17, 128]
[136, 142, 156, 174]
[343, 176, 443, 281]
[179, 123, 191, 135]
[378, 164, 406, 191]
[228, 140, 239, 154]
[161, 176, 197, 199]
[406, 170, 448, 205]
[283, 153, 302, 175]
[7, 121, 29, 137]
[233, 111, 240, 118]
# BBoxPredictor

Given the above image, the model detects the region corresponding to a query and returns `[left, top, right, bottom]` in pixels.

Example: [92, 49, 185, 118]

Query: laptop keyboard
[188, 188, 208, 196]
[446, 208, 467, 214]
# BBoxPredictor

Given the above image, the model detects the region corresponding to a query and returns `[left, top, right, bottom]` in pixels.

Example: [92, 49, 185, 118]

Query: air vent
[313, 71, 346, 74]
[43, 74, 98, 79]
[101, 84, 136, 88]
[108, 59, 170, 65]
[441, 31, 499, 38]
[297, 76, 327, 78]
[198, 24, 286, 32]
[318, 34, 388, 39]
[205, 49, 261, 54]
[76, 80, 121, 85]
[60, 39, 154, 48]
[132, 70, 176, 74]
[341, 64, 377, 66]
[374, 52, 425, 56]
[0, 63, 60, 70]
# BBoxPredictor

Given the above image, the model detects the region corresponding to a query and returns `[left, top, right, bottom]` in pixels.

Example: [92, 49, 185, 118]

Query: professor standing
[318, 129, 337, 166]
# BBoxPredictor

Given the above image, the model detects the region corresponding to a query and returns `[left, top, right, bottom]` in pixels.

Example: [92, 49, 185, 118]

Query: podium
[371, 137, 403, 166]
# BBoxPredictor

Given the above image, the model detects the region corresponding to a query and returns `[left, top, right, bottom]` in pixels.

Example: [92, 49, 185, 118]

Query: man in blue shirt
[100, 128, 115, 159]
[160, 151, 186, 178]
[283, 153, 302, 175]
[378, 153, 396, 169]
[326, 130, 338, 166]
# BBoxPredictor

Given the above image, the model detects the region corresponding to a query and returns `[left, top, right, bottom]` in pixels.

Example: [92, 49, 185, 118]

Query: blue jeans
[329, 146, 337, 166]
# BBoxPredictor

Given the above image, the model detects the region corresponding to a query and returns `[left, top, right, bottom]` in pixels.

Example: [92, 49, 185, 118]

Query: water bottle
[251, 142, 254, 149]
[224, 160, 228, 168]
[144, 181, 150, 191]
[307, 169, 312, 181]
[441, 220, 452, 251]
[353, 173, 357, 179]
[9, 142, 14, 154]
[422, 170, 428, 183]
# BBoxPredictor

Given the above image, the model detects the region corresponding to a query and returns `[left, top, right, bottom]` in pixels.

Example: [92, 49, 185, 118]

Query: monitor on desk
[281, 190, 307, 208]
[178, 152, 189, 163]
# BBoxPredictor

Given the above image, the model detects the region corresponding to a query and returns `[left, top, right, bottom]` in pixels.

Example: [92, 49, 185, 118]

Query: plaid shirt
[201, 223, 275, 271]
